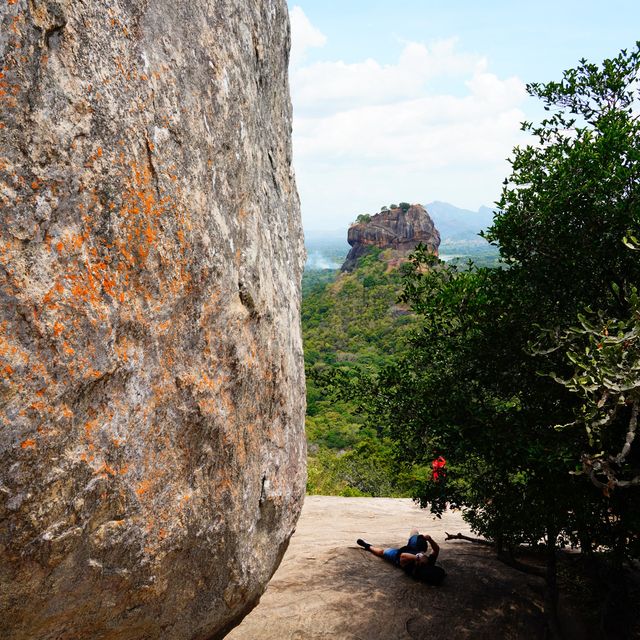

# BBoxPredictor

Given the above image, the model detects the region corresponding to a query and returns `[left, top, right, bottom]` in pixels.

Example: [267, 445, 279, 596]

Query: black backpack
[415, 563, 446, 586]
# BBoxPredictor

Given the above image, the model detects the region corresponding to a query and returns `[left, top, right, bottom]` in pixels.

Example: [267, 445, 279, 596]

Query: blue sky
[287, 1, 640, 231]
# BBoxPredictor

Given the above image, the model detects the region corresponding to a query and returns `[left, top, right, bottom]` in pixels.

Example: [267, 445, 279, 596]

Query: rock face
[0, 2, 305, 639]
[342, 204, 440, 271]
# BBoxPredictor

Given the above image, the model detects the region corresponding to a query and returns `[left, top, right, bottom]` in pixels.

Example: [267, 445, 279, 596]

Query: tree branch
[615, 400, 638, 465]
[584, 452, 640, 492]
[444, 531, 493, 546]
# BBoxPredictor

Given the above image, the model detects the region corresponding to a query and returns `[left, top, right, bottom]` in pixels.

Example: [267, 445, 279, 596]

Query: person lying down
[356, 529, 446, 586]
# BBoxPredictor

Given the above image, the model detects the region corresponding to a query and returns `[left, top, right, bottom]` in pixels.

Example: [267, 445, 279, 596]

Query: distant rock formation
[0, 1, 305, 639]
[342, 204, 440, 271]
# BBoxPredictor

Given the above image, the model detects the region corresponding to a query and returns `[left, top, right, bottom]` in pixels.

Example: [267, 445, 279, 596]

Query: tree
[355, 44, 640, 636]
[536, 282, 640, 494]
[486, 44, 640, 318]
[362, 251, 596, 634]
[486, 45, 640, 575]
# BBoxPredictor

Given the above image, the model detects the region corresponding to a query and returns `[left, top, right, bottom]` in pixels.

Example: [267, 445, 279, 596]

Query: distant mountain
[304, 201, 500, 270]
[426, 201, 496, 240]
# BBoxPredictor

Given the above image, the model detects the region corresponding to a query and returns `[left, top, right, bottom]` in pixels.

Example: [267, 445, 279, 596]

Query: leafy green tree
[486, 44, 640, 318]
[484, 43, 640, 555]
[355, 44, 640, 636]
[487, 44, 640, 582]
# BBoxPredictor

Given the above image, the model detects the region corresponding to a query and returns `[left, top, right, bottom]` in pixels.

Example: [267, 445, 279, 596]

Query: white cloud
[289, 6, 327, 67]
[289, 12, 531, 229]
[292, 39, 487, 112]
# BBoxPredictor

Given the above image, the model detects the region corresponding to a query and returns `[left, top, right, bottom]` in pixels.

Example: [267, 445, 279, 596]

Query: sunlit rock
[0, 1, 305, 638]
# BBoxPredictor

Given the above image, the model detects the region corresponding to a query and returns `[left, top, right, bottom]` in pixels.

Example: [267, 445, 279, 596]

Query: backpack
[415, 563, 446, 586]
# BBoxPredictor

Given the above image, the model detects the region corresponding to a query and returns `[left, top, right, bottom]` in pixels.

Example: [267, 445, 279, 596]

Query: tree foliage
[485, 43, 640, 507]
[485, 45, 640, 317]
[350, 43, 640, 633]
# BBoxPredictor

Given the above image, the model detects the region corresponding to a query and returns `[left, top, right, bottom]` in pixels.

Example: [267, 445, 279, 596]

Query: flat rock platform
[227, 496, 547, 640]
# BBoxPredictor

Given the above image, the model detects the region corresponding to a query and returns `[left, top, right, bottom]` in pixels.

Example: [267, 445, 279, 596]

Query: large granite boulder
[342, 204, 440, 271]
[0, 1, 306, 639]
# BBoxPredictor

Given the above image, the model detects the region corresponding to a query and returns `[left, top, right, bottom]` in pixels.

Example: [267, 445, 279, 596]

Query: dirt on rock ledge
[227, 496, 547, 640]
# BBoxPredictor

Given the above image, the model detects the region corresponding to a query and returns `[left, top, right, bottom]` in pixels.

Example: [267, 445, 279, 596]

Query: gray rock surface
[0, 1, 306, 639]
[228, 497, 548, 640]
[342, 204, 440, 271]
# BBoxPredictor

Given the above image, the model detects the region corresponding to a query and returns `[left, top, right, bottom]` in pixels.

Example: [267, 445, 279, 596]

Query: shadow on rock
[315, 544, 547, 640]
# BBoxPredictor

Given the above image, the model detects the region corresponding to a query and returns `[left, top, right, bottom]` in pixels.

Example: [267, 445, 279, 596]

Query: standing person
[356, 529, 445, 585]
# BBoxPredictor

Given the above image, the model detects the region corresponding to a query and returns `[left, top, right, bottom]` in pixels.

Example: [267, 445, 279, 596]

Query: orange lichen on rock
[115, 161, 167, 268]
[84, 419, 98, 439]
[136, 479, 151, 496]
[20, 439, 36, 449]
[94, 463, 116, 477]
[60, 405, 74, 419]
[29, 400, 46, 413]
[62, 341, 75, 356]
